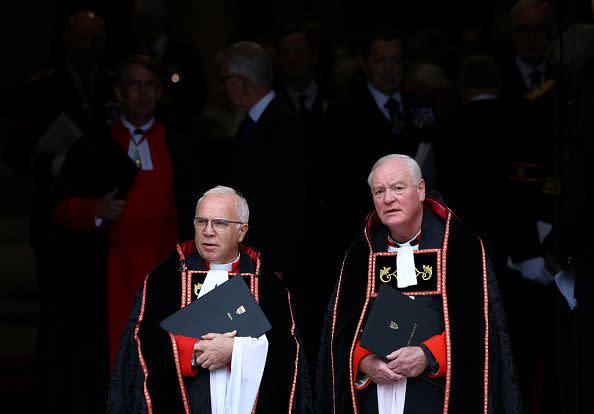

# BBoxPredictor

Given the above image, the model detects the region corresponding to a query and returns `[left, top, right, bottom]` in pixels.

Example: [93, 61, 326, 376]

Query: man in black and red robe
[106, 186, 311, 413]
[316, 154, 522, 413]
[49, 55, 197, 410]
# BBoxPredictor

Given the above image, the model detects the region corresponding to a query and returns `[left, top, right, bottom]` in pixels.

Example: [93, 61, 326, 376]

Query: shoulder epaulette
[29, 69, 56, 82]
[525, 79, 555, 100]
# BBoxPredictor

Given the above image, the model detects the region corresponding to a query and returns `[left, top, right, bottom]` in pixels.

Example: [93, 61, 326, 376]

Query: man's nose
[384, 189, 397, 203]
[203, 221, 216, 235]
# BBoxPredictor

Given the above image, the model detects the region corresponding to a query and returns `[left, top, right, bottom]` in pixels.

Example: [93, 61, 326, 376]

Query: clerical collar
[387, 229, 421, 248]
[248, 90, 276, 122]
[205, 253, 241, 273]
[120, 116, 155, 143]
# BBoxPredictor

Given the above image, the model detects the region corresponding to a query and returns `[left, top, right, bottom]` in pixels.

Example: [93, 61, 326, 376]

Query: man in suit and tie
[274, 23, 327, 191]
[275, 24, 327, 119]
[215, 41, 307, 284]
[216, 41, 322, 367]
[499, 0, 554, 101]
[326, 25, 424, 254]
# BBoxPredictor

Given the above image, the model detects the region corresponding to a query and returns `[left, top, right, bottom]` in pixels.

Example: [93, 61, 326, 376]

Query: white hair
[216, 41, 273, 88]
[367, 154, 423, 187]
[196, 185, 249, 223]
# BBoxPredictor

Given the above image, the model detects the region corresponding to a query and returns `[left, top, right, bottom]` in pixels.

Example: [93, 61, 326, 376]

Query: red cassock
[54, 120, 179, 366]
[107, 122, 179, 363]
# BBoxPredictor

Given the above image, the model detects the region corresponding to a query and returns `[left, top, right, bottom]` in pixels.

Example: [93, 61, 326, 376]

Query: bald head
[511, 0, 553, 65]
[511, 0, 553, 27]
[64, 11, 106, 64]
[216, 41, 274, 88]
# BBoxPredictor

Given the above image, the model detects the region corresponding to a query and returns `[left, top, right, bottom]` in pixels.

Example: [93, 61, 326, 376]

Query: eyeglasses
[194, 217, 244, 231]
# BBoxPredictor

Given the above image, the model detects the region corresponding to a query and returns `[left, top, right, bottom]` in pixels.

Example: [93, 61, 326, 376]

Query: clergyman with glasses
[107, 185, 311, 413]
[316, 154, 523, 413]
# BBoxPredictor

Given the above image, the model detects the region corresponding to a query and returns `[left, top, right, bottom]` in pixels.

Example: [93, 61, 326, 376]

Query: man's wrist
[419, 344, 438, 375]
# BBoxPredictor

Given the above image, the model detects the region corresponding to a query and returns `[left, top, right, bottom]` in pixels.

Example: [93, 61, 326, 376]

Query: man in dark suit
[274, 25, 337, 369]
[326, 26, 426, 252]
[24, 11, 118, 412]
[215, 41, 318, 367]
[26, 10, 117, 253]
[499, 0, 555, 101]
[497, 0, 558, 174]
[275, 24, 327, 121]
[216, 41, 307, 280]
[274, 23, 328, 194]
[437, 55, 509, 263]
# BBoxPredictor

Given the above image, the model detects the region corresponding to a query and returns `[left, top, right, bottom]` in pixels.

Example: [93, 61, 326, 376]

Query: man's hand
[96, 189, 125, 222]
[386, 346, 428, 378]
[194, 330, 237, 371]
[359, 354, 405, 384]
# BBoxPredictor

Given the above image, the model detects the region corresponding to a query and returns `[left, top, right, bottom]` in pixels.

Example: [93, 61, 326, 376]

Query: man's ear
[418, 179, 426, 201]
[238, 223, 249, 242]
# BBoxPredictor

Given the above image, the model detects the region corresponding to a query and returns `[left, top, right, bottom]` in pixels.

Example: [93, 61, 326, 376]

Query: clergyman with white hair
[317, 154, 523, 413]
[107, 185, 311, 413]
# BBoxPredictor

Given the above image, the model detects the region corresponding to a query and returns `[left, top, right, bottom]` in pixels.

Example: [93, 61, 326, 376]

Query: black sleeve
[257, 271, 314, 414]
[314, 281, 339, 414]
[106, 286, 149, 414]
[486, 259, 525, 414]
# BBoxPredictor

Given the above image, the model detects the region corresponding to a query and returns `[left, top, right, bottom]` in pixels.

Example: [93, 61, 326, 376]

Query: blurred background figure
[118, 0, 208, 130]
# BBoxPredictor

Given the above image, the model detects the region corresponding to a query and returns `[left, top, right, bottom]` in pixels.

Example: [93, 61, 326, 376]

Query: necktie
[237, 116, 255, 143]
[131, 129, 145, 168]
[385, 98, 403, 134]
[529, 69, 542, 91]
[297, 94, 308, 114]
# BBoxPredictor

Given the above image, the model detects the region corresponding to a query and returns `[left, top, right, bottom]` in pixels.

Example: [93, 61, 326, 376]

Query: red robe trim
[172, 256, 240, 376]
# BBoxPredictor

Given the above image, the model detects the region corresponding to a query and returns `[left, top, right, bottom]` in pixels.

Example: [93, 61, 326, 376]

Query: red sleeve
[53, 197, 99, 231]
[174, 335, 199, 377]
[423, 331, 447, 378]
[353, 339, 373, 390]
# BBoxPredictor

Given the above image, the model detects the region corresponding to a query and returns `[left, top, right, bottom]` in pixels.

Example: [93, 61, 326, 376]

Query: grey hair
[216, 41, 273, 87]
[367, 154, 422, 187]
[196, 185, 250, 224]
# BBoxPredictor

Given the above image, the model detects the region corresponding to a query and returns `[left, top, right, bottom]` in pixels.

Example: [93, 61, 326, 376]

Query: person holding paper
[316, 154, 522, 413]
[107, 186, 311, 413]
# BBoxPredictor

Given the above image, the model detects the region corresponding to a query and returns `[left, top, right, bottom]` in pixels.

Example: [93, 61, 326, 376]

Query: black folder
[160, 275, 272, 339]
[360, 284, 442, 357]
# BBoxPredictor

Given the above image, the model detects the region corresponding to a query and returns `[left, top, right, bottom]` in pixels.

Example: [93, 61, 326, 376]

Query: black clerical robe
[316, 198, 523, 413]
[107, 241, 312, 413]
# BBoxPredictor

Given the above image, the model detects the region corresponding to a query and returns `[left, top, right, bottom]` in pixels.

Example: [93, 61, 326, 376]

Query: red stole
[107, 121, 179, 366]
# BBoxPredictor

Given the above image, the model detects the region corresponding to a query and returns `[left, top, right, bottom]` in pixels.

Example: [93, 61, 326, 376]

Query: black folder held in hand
[160, 275, 271, 339]
[360, 284, 442, 357]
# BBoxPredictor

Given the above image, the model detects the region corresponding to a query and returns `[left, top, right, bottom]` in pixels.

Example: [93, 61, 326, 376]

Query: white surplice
[198, 269, 268, 414]
[380, 236, 419, 413]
